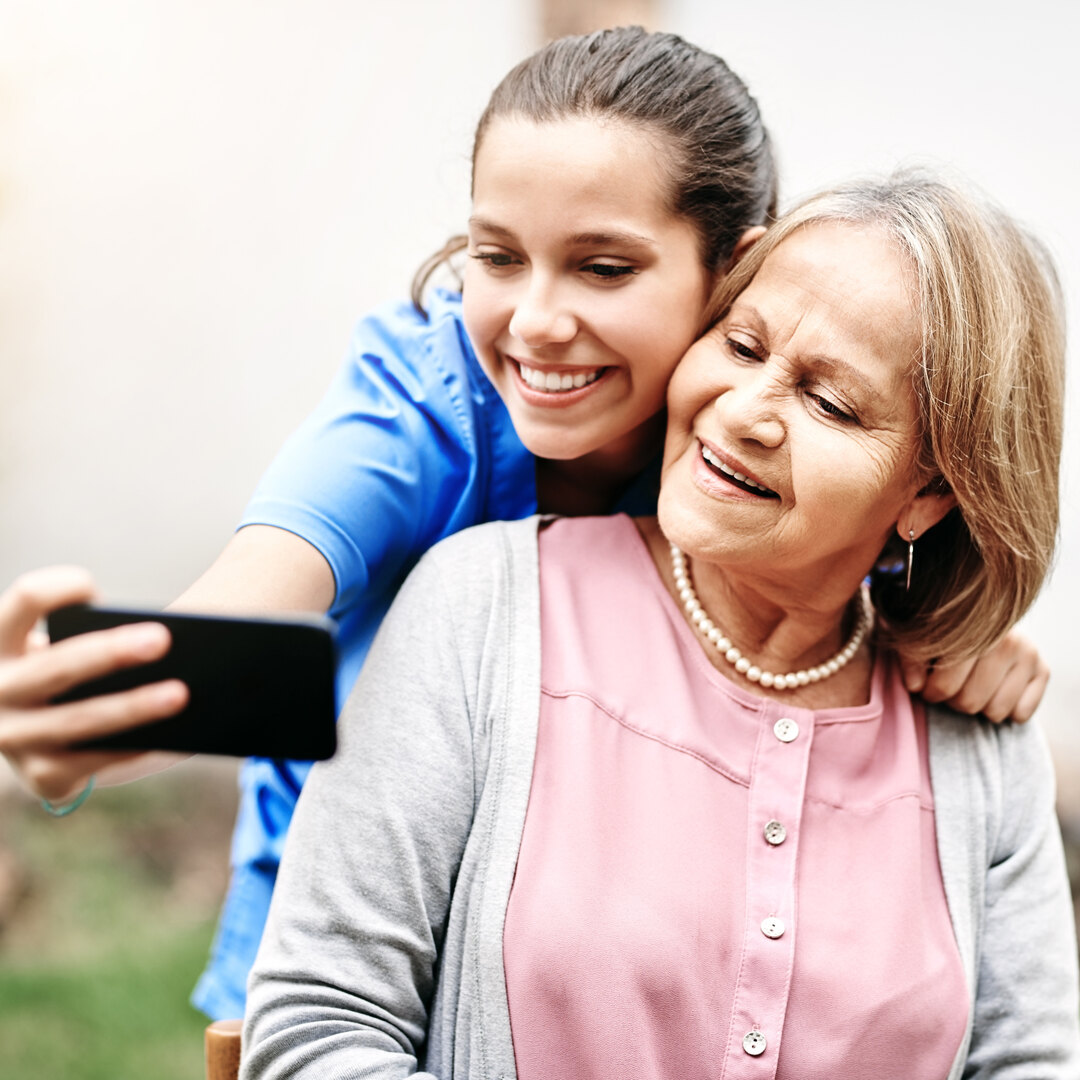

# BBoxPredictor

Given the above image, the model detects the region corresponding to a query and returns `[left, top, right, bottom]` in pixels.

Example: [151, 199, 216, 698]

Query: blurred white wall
[0, 0, 533, 599]
[2, 1, 1077, 757]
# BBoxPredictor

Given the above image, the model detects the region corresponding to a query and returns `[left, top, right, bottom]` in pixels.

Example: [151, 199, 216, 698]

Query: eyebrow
[468, 216, 657, 249]
[568, 230, 658, 248]
[808, 356, 880, 399]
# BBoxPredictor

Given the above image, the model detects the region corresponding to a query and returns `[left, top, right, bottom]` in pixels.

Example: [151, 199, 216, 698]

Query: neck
[535, 412, 664, 516]
[639, 517, 877, 706]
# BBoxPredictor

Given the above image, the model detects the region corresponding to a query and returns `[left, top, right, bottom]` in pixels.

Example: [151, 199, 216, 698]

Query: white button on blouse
[743, 1030, 768, 1056]
[764, 819, 787, 845]
[761, 916, 786, 939]
[773, 717, 799, 742]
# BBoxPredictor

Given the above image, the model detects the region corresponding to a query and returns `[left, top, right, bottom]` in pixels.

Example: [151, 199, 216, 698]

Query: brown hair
[705, 170, 1065, 664]
[412, 26, 777, 312]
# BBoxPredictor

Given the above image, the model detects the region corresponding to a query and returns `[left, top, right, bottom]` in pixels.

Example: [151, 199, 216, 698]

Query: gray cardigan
[242, 518, 1080, 1080]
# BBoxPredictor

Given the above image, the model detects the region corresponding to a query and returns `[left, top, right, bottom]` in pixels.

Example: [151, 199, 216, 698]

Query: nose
[714, 365, 786, 448]
[508, 274, 577, 348]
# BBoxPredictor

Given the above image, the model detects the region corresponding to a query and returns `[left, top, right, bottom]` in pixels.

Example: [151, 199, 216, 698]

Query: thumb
[900, 656, 927, 694]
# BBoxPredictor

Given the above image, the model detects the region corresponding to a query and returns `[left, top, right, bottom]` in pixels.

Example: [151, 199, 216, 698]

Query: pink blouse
[503, 515, 967, 1080]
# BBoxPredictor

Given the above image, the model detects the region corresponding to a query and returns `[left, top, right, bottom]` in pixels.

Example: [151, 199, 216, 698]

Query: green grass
[0, 921, 214, 1080]
[0, 760, 237, 1080]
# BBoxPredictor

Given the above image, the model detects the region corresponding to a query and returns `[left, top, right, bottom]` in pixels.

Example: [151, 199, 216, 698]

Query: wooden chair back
[205, 1018, 243, 1080]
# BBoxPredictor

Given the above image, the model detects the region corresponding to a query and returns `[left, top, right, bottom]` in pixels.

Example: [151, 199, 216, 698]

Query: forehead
[471, 115, 676, 229]
[731, 222, 921, 373]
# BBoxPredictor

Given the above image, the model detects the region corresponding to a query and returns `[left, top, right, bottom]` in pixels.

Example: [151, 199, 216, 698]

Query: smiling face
[659, 221, 943, 594]
[462, 116, 713, 465]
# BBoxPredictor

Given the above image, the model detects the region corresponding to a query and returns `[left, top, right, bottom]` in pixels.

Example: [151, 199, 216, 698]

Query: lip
[693, 438, 780, 500]
[506, 355, 613, 407]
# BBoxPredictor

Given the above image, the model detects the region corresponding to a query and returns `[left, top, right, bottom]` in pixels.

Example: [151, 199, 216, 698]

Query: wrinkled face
[659, 221, 925, 584]
[462, 116, 712, 463]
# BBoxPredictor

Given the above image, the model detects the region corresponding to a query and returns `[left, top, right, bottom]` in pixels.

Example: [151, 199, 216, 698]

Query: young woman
[0, 29, 1050, 1021]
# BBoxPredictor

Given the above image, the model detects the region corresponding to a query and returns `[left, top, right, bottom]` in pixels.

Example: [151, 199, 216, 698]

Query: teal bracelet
[41, 775, 96, 817]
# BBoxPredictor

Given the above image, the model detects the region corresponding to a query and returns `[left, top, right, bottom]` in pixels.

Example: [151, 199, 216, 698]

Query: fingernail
[154, 680, 187, 707]
[127, 624, 170, 657]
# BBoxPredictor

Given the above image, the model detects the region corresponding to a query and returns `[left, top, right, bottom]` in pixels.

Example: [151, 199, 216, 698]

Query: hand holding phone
[47, 605, 337, 760]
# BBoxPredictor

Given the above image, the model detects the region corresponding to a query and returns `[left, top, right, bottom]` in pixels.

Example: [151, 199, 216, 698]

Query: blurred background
[0, 0, 1077, 1075]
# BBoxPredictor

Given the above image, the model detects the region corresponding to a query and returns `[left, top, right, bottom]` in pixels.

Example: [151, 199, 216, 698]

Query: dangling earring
[905, 529, 916, 592]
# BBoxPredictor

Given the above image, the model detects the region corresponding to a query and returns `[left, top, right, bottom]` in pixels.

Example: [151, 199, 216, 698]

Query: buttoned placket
[720, 704, 814, 1079]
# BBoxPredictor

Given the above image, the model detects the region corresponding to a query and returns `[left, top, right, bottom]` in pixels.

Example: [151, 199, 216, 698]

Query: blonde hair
[705, 170, 1065, 664]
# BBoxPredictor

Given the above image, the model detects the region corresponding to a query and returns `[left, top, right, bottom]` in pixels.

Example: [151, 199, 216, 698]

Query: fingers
[920, 656, 978, 705]
[0, 621, 173, 706]
[982, 657, 1050, 725]
[2, 679, 189, 801]
[50, 679, 189, 744]
[900, 656, 928, 694]
[0, 566, 99, 656]
[917, 630, 1050, 724]
[1, 677, 188, 750]
[0, 566, 190, 803]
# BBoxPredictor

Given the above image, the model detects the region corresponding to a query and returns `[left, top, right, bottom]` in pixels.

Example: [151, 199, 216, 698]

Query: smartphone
[47, 604, 338, 760]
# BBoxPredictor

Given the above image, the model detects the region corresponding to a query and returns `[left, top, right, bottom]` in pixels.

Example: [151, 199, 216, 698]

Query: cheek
[664, 343, 726, 425]
[461, 276, 499, 356]
[610, 264, 709, 363]
[793, 431, 914, 518]
[663, 362, 699, 426]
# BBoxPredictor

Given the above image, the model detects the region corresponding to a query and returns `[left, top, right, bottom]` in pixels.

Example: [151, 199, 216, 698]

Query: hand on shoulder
[901, 629, 1049, 724]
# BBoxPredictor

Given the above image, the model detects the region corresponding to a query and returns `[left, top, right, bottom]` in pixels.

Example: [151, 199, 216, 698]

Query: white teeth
[519, 363, 602, 393]
[701, 445, 771, 493]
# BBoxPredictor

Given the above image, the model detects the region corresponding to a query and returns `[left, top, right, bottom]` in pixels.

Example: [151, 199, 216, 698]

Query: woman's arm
[241, 539, 483, 1080]
[0, 526, 334, 801]
[969, 720, 1080, 1075]
[173, 524, 336, 615]
[1, 294, 488, 803]
[934, 713, 1080, 1077]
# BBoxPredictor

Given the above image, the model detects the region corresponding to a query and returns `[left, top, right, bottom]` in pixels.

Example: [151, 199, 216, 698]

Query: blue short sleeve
[240, 291, 531, 612]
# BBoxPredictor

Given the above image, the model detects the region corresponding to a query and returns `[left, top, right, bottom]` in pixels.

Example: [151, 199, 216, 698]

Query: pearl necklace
[669, 542, 872, 691]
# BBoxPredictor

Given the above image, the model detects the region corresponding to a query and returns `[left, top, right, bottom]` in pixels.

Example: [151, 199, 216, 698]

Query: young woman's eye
[725, 336, 762, 362]
[584, 263, 637, 279]
[469, 251, 520, 270]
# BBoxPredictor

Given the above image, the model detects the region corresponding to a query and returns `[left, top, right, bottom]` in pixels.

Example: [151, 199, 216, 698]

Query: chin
[657, 486, 706, 550]
[657, 482, 741, 564]
[516, 430, 591, 461]
[511, 415, 611, 462]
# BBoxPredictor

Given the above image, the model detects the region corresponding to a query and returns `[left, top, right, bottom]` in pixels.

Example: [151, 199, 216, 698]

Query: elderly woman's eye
[811, 394, 856, 423]
[725, 337, 761, 362]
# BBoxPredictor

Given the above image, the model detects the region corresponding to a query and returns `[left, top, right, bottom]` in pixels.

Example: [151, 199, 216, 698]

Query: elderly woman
[241, 173, 1079, 1079]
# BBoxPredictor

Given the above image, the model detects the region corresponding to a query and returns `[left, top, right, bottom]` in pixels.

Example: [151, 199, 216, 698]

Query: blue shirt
[192, 290, 659, 1019]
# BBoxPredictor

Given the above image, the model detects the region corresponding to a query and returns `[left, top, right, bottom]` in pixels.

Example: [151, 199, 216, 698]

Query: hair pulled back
[413, 26, 777, 311]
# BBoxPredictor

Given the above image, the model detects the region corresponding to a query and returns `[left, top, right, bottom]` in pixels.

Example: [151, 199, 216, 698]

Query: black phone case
[47, 605, 337, 760]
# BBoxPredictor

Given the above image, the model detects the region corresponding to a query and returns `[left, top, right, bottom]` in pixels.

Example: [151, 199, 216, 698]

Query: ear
[896, 485, 958, 543]
[725, 226, 767, 272]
